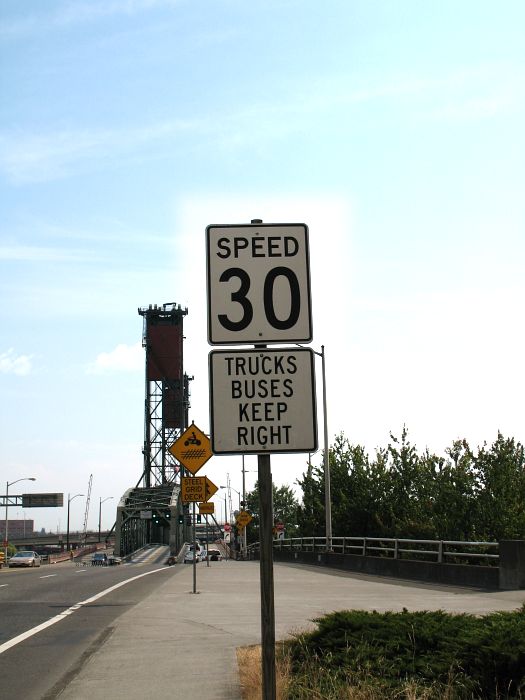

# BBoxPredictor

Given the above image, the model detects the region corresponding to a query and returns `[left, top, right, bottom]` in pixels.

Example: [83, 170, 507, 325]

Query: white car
[8, 551, 41, 568]
[183, 550, 199, 564]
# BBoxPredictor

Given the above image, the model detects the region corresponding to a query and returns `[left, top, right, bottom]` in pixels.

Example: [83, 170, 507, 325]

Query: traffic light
[196, 514, 201, 524]
[178, 515, 184, 524]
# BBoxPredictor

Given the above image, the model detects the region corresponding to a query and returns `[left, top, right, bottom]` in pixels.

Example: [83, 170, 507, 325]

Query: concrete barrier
[499, 540, 525, 590]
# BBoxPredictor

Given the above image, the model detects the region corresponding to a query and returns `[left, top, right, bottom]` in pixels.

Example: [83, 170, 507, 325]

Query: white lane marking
[74, 569, 87, 573]
[0, 566, 169, 655]
[39, 574, 57, 579]
[0, 584, 8, 588]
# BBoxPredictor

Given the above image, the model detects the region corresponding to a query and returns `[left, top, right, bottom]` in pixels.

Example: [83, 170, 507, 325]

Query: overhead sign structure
[209, 347, 317, 454]
[169, 422, 212, 475]
[181, 476, 218, 503]
[22, 493, 64, 508]
[236, 510, 253, 529]
[199, 502, 215, 515]
[206, 223, 313, 345]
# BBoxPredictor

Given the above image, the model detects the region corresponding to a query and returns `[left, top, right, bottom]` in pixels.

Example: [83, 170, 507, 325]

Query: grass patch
[237, 644, 291, 700]
[238, 606, 525, 699]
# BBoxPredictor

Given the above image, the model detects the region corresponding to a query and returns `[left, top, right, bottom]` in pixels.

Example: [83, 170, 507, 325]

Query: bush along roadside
[280, 606, 525, 699]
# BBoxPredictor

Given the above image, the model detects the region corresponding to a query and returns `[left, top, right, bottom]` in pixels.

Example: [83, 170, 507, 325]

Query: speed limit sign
[206, 223, 313, 345]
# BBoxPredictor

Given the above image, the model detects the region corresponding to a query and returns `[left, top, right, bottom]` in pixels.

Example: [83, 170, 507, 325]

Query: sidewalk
[57, 560, 525, 700]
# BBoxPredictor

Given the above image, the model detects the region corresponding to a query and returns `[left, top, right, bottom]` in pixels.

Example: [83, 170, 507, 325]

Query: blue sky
[1, 0, 524, 532]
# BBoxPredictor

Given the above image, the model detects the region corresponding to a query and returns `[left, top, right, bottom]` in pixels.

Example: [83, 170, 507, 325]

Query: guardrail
[264, 536, 499, 566]
[246, 536, 521, 588]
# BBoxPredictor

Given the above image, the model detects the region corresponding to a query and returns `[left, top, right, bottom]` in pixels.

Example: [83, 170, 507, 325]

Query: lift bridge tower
[139, 302, 190, 487]
[114, 302, 191, 556]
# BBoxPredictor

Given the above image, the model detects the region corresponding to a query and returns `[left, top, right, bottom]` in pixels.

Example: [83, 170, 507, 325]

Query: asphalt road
[0, 546, 180, 700]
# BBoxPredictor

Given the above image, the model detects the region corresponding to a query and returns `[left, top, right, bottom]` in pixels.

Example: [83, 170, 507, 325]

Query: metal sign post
[206, 515, 209, 567]
[192, 501, 197, 594]
[206, 219, 316, 700]
[258, 453, 276, 699]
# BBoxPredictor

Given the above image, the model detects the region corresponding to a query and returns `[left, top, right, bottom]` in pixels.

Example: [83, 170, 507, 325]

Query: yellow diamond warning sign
[236, 510, 253, 529]
[204, 476, 218, 501]
[169, 422, 212, 475]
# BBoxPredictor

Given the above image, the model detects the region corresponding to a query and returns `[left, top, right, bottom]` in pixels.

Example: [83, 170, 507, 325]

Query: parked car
[8, 551, 41, 568]
[183, 550, 198, 564]
[207, 549, 222, 561]
[91, 552, 108, 566]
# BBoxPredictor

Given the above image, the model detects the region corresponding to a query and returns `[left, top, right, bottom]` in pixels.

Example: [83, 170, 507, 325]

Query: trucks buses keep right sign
[209, 347, 317, 455]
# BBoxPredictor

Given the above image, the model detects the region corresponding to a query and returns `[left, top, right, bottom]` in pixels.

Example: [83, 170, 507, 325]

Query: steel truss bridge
[112, 303, 222, 557]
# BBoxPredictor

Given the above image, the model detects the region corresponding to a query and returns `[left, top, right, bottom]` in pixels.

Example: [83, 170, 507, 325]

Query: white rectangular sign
[206, 223, 313, 345]
[209, 347, 317, 454]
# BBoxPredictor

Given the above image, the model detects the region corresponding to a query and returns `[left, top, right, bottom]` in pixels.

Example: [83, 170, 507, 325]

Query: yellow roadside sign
[181, 476, 218, 503]
[169, 422, 212, 475]
[199, 502, 214, 515]
[181, 476, 207, 502]
[204, 476, 218, 501]
[236, 510, 253, 529]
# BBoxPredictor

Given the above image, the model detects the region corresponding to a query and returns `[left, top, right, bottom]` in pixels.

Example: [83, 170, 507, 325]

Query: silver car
[9, 551, 41, 568]
[183, 550, 198, 564]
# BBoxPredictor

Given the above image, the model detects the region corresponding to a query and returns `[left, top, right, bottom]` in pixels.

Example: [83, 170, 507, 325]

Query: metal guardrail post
[362, 538, 367, 556]
[438, 541, 443, 563]
[394, 539, 399, 559]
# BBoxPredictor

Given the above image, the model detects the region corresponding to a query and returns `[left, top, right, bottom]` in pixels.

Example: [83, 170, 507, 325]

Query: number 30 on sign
[206, 223, 313, 345]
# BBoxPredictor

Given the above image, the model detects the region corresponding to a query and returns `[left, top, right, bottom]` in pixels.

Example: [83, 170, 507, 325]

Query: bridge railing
[251, 536, 499, 566]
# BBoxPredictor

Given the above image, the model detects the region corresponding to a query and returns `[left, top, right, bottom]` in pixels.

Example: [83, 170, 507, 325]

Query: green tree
[245, 481, 300, 544]
[296, 457, 325, 537]
[474, 433, 525, 540]
[431, 439, 478, 540]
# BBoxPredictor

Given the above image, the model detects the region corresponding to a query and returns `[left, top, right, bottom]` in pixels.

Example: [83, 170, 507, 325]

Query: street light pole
[296, 343, 332, 549]
[242, 455, 247, 558]
[219, 487, 229, 523]
[67, 493, 84, 552]
[98, 496, 113, 543]
[230, 486, 241, 511]
[4, 477, 36, 565]
[320, 345, 332, 549]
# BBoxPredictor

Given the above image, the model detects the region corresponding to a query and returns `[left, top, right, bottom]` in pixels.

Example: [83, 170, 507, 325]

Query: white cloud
[0, 245, 100, 262]
[0, 349, 32, 376]
[86, 341, 143, 374]
[0, 0, 180, 38]
[0, 119, 201, 184]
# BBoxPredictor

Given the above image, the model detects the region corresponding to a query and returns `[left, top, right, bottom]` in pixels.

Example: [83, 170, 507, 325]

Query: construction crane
[82, 474, 93, 546]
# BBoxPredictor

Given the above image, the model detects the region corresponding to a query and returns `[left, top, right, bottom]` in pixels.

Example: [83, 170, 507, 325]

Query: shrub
[282, 606, 525, 698]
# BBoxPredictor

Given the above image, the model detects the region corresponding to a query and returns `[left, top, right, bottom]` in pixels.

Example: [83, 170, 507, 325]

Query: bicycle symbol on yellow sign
[169, 422, 212, 475]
